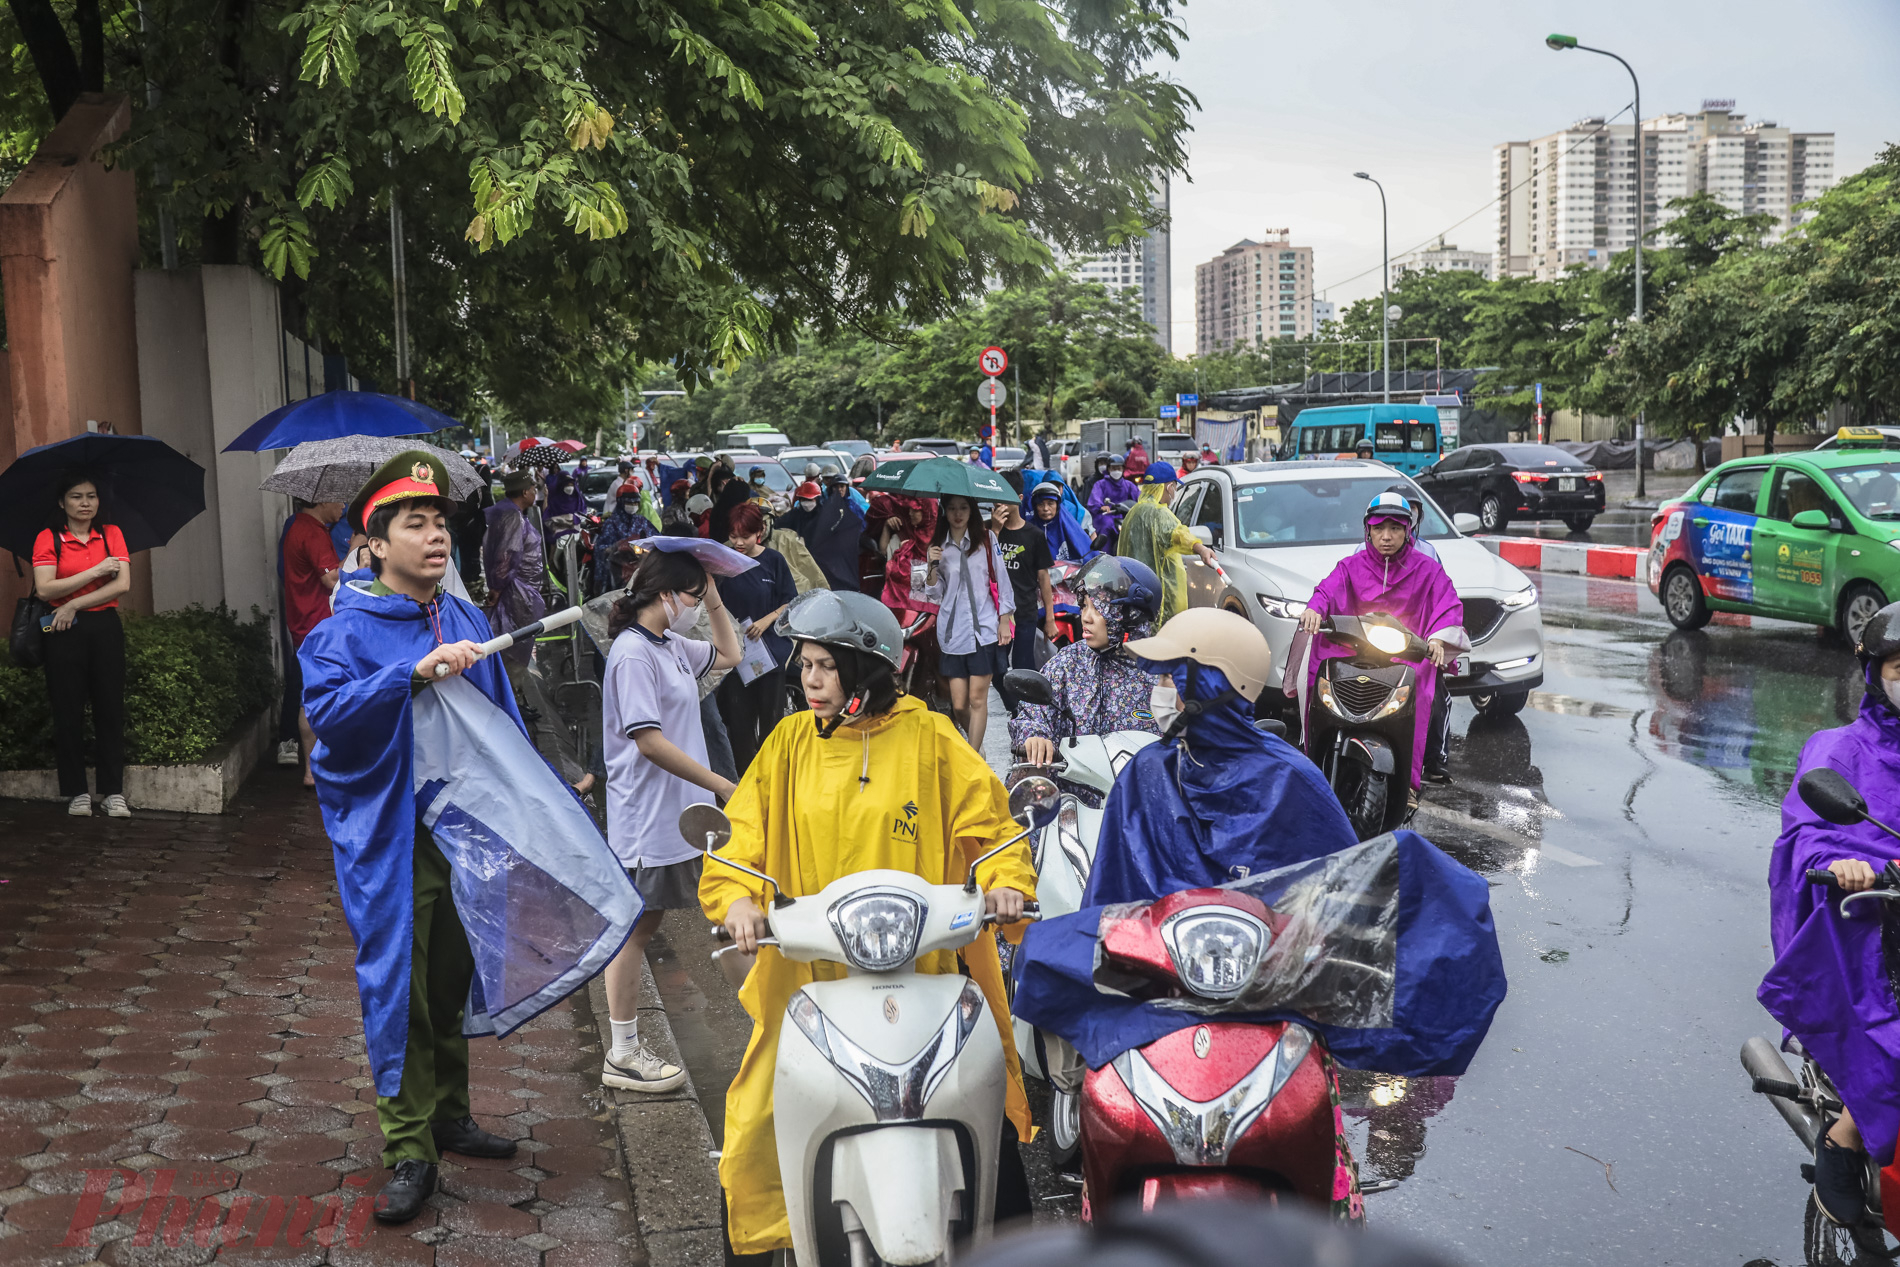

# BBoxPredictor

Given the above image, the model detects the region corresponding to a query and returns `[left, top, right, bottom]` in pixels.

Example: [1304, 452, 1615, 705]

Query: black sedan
[1413, 443, 1606, 533]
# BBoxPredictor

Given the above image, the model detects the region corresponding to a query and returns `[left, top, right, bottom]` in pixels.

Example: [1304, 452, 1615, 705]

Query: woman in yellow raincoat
[1116, 462, 1217, 623]
[700, 589, 1038, 1259]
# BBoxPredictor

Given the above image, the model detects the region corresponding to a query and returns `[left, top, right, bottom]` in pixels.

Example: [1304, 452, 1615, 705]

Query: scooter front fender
[831, 1126, 964, 1266]
[1340, 732, 1395, 775]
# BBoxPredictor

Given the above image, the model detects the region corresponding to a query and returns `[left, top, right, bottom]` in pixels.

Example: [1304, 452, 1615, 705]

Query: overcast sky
[1160, 0, 1900, 353]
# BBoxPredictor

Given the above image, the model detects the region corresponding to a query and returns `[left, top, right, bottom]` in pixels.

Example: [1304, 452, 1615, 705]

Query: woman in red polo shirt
[31, 472, 132, 818]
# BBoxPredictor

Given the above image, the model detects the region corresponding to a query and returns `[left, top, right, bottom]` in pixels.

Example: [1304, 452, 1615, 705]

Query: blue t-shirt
[718, 547, 797, 665]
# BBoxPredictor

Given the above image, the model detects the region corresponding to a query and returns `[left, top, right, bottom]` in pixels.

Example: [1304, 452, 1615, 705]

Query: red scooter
[1075, 886, 1339, 1217]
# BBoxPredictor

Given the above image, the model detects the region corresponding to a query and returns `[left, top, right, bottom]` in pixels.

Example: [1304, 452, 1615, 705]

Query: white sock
[610, 1017, 638, 1053]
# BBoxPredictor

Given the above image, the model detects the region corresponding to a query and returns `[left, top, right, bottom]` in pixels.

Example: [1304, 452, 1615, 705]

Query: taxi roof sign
[1837, 426, 1888, 448]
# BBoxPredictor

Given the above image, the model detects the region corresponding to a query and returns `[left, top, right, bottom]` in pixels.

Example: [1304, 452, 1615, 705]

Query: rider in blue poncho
[1083, 607, 1359, 906]
[1013, 606, 1505, 1088]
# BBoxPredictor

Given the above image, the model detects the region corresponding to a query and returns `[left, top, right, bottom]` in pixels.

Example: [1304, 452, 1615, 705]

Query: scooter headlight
[828, 890, 924, 972]
[1160, 909, 1270, 1000]
[1363, 623, 1408, 655]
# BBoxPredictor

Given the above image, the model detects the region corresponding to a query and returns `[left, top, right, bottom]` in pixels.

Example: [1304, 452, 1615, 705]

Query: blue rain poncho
[1012, 831, 1506, 1076]
[1017, 468, 1093, 561]
[1081, 661, 1359, 907]
[300, 579, 639, 1095]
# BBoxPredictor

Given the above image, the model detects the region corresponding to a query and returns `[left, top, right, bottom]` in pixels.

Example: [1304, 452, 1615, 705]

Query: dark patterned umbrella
[516, 444, 569, 469]
[260, 437, 485, 503]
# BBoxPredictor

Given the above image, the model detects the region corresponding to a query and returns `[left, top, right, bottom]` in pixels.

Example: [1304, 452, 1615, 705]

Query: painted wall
[0, 93, 148, 616]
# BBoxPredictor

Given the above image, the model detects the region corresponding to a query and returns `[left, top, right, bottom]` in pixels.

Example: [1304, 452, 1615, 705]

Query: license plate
[1452, 655, 1472, 677]
[1558, 477, 1577, 491]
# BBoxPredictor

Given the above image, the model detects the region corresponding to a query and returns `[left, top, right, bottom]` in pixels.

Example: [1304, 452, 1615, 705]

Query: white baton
[434, 605, 584, 675]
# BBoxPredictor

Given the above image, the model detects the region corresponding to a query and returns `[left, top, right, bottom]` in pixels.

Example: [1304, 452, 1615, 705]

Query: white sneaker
[602, 1043, 686, 1094]
[275, 740, 301, 767]
[102, 794, 131, 819]
[67, 794, 91, 817]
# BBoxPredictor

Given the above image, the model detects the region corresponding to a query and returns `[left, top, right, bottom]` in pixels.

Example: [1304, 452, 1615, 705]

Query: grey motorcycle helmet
[775, 589, 902, 669]
[1856, 600, 1900, 673]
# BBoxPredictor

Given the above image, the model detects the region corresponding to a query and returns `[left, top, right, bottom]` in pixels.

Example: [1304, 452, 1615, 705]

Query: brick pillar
[0, 93, 150, 615]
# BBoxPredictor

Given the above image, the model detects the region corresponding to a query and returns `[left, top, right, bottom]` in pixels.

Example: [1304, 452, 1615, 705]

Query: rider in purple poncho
[1759, 602, 1900, 1223]
[1086, 456, 1141, 549]
[1297, 492, 1467, 795]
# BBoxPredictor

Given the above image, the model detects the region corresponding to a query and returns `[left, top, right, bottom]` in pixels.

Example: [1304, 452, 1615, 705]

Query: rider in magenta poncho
[1759, 601, 1900, 1222]
[1296, 493, 1467, 792]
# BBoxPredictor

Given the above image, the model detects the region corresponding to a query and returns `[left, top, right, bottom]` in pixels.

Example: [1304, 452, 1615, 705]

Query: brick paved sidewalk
[0, 766, 642, 1266]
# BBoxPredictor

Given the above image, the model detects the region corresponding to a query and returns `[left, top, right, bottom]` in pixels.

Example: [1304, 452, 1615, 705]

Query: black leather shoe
[431, 1114, 519, 1159]
[1814, 1132, 1868, 1226]
[373, 1159, 438, 1225]
[1424, 764, 1452, 785]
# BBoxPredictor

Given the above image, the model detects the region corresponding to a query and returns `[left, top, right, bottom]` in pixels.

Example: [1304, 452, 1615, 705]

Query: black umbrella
[0, 433, 207, 558]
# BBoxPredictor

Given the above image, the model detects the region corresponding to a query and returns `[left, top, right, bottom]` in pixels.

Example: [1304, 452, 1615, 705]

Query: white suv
[1176, 460, 1544, 719]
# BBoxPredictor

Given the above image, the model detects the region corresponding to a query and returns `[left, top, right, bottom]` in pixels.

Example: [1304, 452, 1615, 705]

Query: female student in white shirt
[600, 547, 741, 1092]
[924, 493, 1014, 752]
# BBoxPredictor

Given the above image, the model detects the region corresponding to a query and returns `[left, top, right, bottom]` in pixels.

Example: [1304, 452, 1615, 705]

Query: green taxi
[1647, 430, 1900, 641]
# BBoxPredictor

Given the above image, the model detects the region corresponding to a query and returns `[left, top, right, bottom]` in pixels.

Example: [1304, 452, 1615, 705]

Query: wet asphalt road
[647, 570, 1866, 1266]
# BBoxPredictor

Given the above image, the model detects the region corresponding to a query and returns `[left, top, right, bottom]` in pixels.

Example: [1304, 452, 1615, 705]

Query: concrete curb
[1476, 534, 1652, 585]
[0, 704, 274, 813]
[586, 963, 725, 1267]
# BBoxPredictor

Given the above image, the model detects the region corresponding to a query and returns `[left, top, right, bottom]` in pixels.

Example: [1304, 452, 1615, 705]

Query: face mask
[1150, 678, 1181, 733]
[665, 593, 700, 635]
[797, 499, 817, 512]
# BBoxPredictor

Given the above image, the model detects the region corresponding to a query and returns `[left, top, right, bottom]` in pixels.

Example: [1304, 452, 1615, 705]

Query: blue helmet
[1365, 490, 1418, 531]
[1078, 555, 1162, 640]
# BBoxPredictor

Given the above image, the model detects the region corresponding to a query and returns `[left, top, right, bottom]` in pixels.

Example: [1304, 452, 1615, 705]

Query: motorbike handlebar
[1806, 867, 1899, 890]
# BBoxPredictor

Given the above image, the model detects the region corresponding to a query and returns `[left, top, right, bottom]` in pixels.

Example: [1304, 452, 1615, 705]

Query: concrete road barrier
[1479, 535, 1650, 585]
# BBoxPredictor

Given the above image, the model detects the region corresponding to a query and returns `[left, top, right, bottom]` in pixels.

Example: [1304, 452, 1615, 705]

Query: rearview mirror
[1791, 509, 1831, 530]
[679, 803, 733, 852]
[1453, 513, 1481, 534]
[1188, 524, 1214, 547]
[1799, 768, 1867, 826]
[1003, 669, 1055, 707]
[1009, 776, 1060, 822]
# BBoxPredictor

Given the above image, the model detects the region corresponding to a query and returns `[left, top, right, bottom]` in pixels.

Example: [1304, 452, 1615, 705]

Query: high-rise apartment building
[1395, 236, 1493, 281]
[1493, 102, 1836, 281]
[1066, 180, 1172, 353]
[1194, 232, 1317, 354]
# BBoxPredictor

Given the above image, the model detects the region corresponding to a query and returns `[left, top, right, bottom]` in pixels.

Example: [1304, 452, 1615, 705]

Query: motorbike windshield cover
[412, 676, 642, 1036]
[1012, 832, 1505, 1076]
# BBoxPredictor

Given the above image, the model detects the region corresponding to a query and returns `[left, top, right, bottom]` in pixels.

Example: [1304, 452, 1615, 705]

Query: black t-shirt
[994, 524, 1053, 610]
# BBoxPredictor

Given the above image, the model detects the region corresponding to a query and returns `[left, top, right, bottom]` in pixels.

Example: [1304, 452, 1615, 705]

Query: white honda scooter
[999, 669, 1159, 1165]
[681, 800, 1050, 1267]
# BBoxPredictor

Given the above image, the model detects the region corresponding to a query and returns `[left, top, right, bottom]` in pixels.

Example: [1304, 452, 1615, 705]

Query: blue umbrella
[223, 391, 463, 453]
[0, 433, 206, 557]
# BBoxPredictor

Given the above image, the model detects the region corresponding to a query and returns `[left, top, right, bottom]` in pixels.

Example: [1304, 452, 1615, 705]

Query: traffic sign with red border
[978, 346, 1009, 376]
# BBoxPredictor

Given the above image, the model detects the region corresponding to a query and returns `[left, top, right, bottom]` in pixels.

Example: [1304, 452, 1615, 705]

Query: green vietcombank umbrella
[860, 456, 1016, 502]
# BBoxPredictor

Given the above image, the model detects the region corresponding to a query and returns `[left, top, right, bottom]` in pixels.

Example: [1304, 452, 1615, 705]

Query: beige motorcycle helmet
[1126, 608, 1274, 703]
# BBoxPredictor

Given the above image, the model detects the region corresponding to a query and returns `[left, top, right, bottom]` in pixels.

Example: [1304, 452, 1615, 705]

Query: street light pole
[1547, 33, 1646, 497]
[1354, 172, 1390, 403]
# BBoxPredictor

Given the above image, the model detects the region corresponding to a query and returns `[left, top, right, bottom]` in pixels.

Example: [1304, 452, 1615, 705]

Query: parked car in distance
[1155, 432, 1196, 462]
[581, 466, 622, 514]
[901, 437, 964, 457]
[1647, 431, 1900, 641]
[1176, 460, 1544, 721]
[776, 448, 851, 480]
[991, 446, 1026, 471]
[1413, 443, 1606, 533]
[826, 439, 874, 458]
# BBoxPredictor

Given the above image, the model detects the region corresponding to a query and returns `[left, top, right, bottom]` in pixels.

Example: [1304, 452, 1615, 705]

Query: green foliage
[2, 0, 1194, 437]
[647, 277, 1169, 447]
[0, 606, 276, 770]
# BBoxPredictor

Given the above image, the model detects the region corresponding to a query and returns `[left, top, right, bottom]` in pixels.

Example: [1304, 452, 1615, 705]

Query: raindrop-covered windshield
[1825, 461, 1900, 520]
[1234, 475, 1453, 548]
